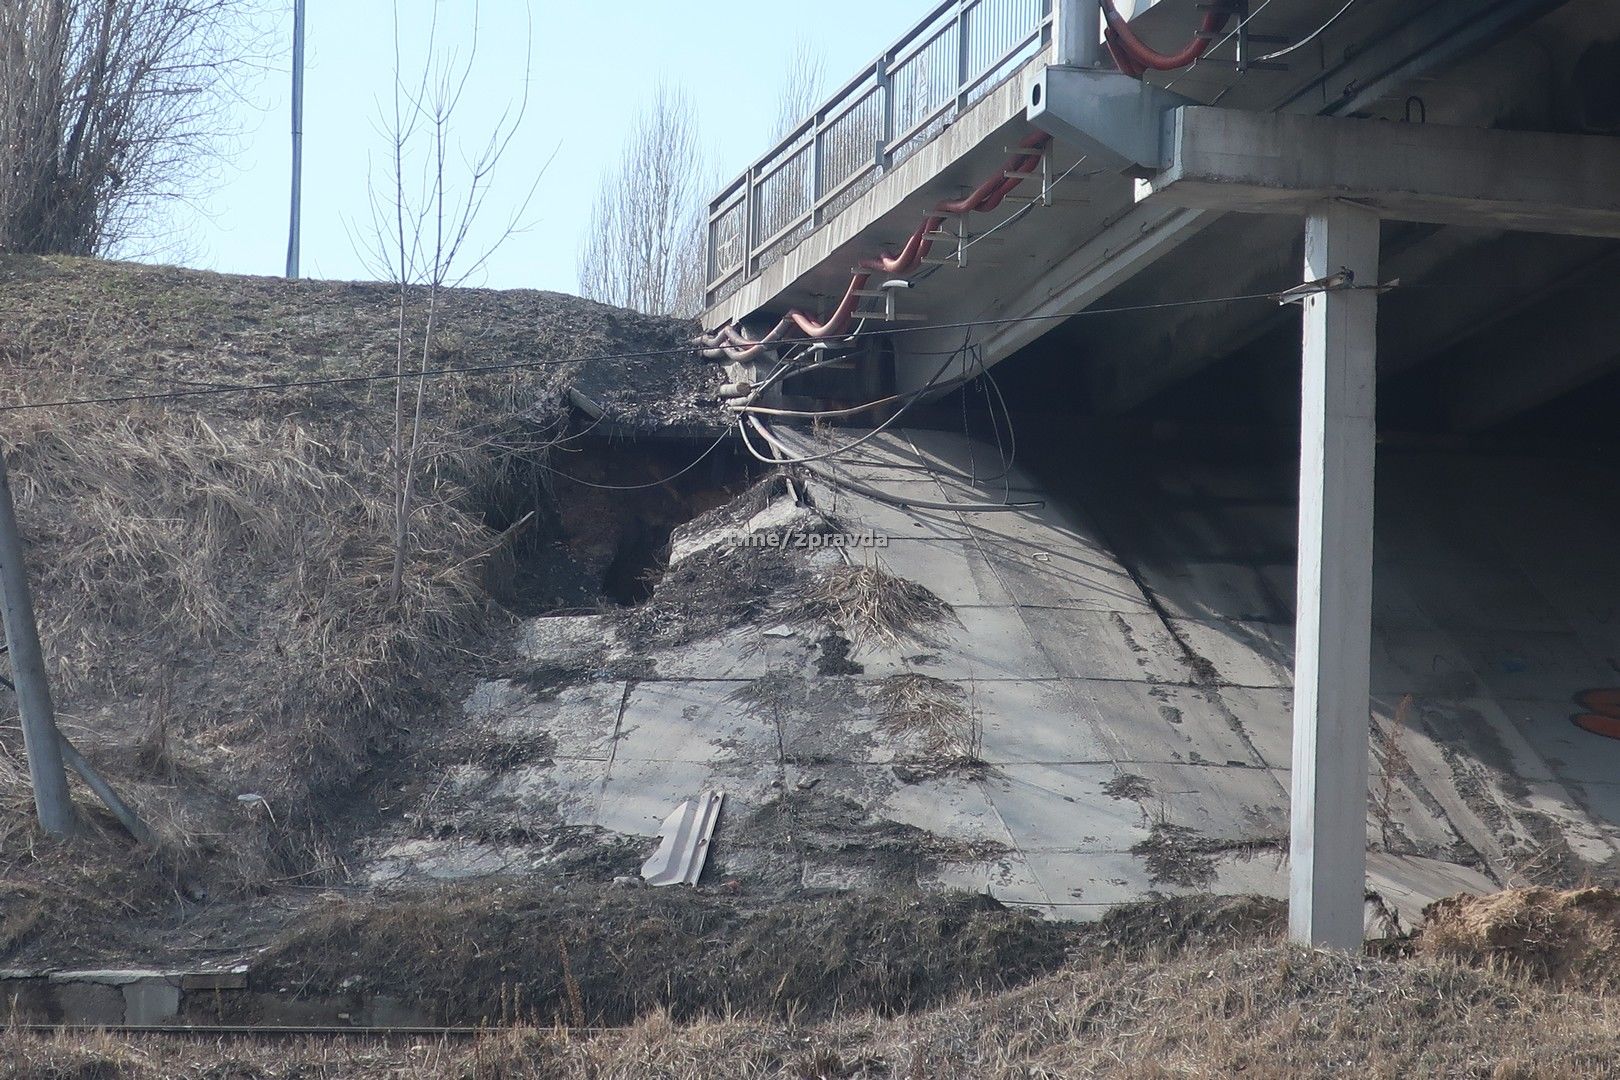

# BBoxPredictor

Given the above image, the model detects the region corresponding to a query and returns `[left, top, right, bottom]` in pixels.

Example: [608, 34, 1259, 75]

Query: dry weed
[1414, 886, 1620, 988]
[875, 674, 983, 775]
[796, 563, 954, 647]
[10, 933, 1620, 1077]
[0, 254, 708, 956]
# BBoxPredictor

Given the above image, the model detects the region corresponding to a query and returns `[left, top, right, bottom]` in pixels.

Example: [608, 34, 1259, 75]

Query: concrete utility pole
[0, 449, 76, 838]
[1288, 200, 1380, 950]
[286, 0, 306, 279]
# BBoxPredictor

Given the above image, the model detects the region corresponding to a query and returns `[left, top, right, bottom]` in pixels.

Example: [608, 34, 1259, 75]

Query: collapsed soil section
[0, 257, 1053, 1012]
[0, 255, 733, 970]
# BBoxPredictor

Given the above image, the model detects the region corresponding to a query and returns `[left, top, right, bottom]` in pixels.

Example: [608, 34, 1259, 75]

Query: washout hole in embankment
[478, 429, 759, 614]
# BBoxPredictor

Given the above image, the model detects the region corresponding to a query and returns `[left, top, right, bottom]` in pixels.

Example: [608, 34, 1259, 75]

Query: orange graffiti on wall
[1572, 688, 1620, 740]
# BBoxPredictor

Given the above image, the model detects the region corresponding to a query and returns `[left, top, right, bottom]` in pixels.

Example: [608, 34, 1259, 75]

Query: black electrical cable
[0, 289, 1294, 414]
[536, 423, 737, 492]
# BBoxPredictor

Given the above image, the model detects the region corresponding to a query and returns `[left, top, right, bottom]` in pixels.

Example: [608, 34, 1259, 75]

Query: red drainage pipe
[699, 132, 1052, 362]
[1101, 0, 1233, 75]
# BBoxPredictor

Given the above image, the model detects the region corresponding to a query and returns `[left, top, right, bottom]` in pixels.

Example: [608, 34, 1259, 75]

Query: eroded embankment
[0, 255, 727, 966]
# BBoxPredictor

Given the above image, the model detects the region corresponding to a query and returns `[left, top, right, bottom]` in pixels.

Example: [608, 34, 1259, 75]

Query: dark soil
[254, 885, 1076, 1027]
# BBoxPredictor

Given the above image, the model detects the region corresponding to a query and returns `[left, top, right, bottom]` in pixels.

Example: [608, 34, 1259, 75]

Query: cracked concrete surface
[377, 427, 1620, 932]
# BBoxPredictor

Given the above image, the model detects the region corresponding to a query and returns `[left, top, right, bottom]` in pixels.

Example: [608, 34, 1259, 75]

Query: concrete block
[595, 758, 776, 839]
[1085, 680, 1284, 768]
[971, 678, 1113, 766]
[1142, 561, 1288, 624]
[646, 629, 819, 680]
[925, 853, 1053, 906]
[122, 978, 181, 1025]
[1367, 852, 1497, 932]
[1019, 608, 1190, 683]
[1128, 761, 1289, 841]
[809, 479, 970, 541]
[872, 539, 1016, 607]
[1023, 849, 1158, 906]
[987, 763, 1150, 853]
[179, 968, 249, 992]
[614, 681, 777, 764]
[480, 680, 628, 761]
[1451, 630, 1607, 703]
[879, 773, 1018, 849]
[1167, 618, 1294, 689]
[850, 604, 1062, 681]
[975, 537, 1152, 614]
[485, 757, 611, 828]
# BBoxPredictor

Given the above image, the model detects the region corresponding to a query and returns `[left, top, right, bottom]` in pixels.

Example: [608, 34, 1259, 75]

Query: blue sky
[181, 1, 936, 293]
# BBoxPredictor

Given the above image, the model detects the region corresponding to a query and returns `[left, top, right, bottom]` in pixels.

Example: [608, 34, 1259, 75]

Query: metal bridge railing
[706, 0, 1054, 308]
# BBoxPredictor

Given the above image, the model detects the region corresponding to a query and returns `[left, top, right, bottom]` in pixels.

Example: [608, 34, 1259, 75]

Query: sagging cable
[747, 417, 1041, 514]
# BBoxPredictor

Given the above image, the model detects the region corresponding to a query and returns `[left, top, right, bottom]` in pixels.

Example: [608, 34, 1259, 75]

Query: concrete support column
[1289, 200, 1380, 950]
[1056, 0, 1104, 69]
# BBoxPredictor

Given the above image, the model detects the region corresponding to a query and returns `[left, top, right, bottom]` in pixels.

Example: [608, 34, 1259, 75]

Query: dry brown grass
[1415, 886, 1620, 989]
[796, 563, 954, 647]
[7, 938, 1620, 1077]
[876, 674, 983, 775]
[253, 885, 1074, 1028]
[0, 254, 708, 960]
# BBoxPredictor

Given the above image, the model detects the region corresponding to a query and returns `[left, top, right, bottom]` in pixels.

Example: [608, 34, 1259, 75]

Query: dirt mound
[1414, 887, 1620, 986]
[254, 885, 1075, 1027]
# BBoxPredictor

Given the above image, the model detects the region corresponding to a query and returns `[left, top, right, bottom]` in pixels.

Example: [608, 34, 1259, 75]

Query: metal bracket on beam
[1195, 0, 1291, 72]
[1028, 66, 1200, 178]
[852, 279, 928, 322]
[1278, 269, 1402, 306]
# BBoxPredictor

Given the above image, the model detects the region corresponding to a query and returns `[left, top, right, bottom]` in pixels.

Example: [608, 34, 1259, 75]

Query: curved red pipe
[859, 133, 1050, 277]
[1101, 0, 1231, 73]
[1105, 28, 1148, 78]
[698, 132, 1052, 361]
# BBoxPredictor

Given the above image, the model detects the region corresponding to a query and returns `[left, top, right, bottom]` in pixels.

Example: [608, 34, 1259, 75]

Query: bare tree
[358, 1, 539, 602]
[577, 83, 706, 319]
[773, 40, 826, 140]
[0, 0, 267, 257]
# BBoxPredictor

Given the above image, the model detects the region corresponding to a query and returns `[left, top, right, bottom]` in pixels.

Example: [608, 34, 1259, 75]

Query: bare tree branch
[0, 0, 270, 257]
[577, 82, 706, 319]
[773, 39, 826, 140]
[360, 0, 543, 603]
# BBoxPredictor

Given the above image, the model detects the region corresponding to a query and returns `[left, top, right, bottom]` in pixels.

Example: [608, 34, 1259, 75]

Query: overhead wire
[1160, 0, 1281, 96]
[745, 416, 1042, 513]
[0, 288, 1296, 415]
[535, 423, 736, 492]
[733, 340, 978, 467]
[1254, 0, 1362, 62]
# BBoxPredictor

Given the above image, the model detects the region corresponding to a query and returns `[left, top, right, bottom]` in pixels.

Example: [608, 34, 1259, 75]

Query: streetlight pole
[0, 449, 75, 838]
[286, 0, 306, 279]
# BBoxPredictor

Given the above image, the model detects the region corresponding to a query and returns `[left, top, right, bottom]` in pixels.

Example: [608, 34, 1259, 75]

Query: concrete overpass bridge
[697, 0, 1620, 949]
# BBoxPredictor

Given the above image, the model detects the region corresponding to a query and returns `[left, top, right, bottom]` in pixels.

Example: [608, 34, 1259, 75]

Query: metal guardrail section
[706, 0, 1054, 308]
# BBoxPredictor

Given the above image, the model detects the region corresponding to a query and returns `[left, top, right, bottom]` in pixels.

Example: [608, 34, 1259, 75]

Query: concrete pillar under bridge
[1290, 201, 1380, 950]
[1133, 107, 1620, 949]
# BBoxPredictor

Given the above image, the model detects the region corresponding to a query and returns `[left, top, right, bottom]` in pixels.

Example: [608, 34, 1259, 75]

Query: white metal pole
[1057, 0, 1104, 68]
[0, 449, 76, 838]
[286, 0, 306, 279]
[1289, 200, 1380, 950]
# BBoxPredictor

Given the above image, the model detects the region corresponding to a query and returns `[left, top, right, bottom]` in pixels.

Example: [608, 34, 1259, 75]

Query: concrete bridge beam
[1149, 107, 1620, 239]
